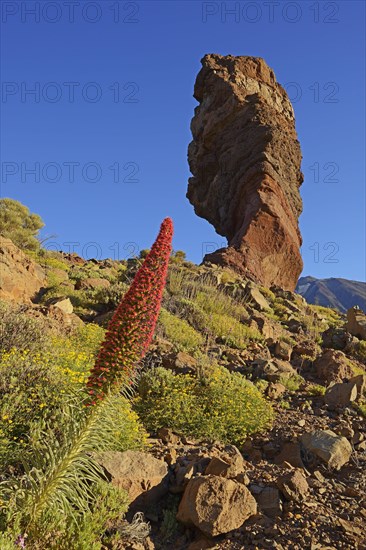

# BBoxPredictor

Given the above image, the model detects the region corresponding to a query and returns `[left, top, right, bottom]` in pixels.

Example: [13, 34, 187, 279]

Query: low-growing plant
[0, 302, 48, 355]
[134, 365, 273, 446]
[272, 301, 290, 320]
[255, 379, 269, 393]
[278, 373, 304, 392]
[205, 312, 263, 349]
[309, 305, 342, 327]
[160, 496, 180, 542]
[40, 256, 70, 271]
[158, 308, 204, 352]
[259, 286, 276, 303]
[306, 384, 326, 396]
[0, 218, 173, 546]
[92, 282, 129, 310]
[353, 399, 366, 418]
[0, 322, 146, 469]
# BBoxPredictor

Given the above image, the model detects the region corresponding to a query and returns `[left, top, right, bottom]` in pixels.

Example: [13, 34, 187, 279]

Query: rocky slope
[296, 276, 366, 313]
[0, 237, 46, 303]
[1, 241, 366, 549]
[187, 54, 303, 291]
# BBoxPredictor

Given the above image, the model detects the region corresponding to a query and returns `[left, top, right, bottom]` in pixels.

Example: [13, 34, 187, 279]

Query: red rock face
[187, 54, 303, 291]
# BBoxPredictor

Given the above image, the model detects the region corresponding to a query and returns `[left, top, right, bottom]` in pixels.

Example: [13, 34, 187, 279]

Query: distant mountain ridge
[296, 276, 366, 313]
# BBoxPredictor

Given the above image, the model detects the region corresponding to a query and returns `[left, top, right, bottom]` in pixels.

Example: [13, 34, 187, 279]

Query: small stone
[205, 446, 247, 478]
[157, 427, 180, 445]
[277, 470, 309, 502]
[274, 340, 293, 361]
[324, 382, 357, 408]
[256, 486, 282, 518]
[275, 442, 305, 469]
[300, 430, 352, 470]
[348, 374, 366, 398]
[266, 382, 286, 399]
[176, 475, 257, 537]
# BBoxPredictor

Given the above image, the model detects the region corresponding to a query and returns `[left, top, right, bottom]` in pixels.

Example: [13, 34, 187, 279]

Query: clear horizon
[1, 0, 365, 282]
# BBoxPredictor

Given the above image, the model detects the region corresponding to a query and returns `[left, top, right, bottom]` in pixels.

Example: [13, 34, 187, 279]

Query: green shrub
[0, 302, 48, 355]
[1, 480, 131, 550]
[92, 282, 129, 309]
[158, 309, 204, 352]
[194, 288, 247, 319]
[306, 384, 326, 396]
[0, 198, 44, 251]
[134, 366, 273, 446]
[40, 256, 69, 271]
[309, 305, 342, 327]
[259, 286, 276, 303]
[272, 301, 290, 320]
[170, 250, 186, 264]
[205, 313, 263, 349]
[278, 373, 304, 392]
[0, 323, 146, 468]
[353, 399, 366, 418]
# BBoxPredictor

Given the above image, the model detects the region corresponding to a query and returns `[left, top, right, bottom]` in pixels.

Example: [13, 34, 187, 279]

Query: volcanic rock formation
[187, 54, 304, 291]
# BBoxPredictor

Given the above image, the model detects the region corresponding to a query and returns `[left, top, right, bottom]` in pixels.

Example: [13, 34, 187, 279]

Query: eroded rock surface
[187, 54, 303, 290]
[0, 237, 46, 303]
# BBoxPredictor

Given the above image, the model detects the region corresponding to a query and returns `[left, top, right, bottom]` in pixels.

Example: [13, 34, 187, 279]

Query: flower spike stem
[86, 218, 173, 403]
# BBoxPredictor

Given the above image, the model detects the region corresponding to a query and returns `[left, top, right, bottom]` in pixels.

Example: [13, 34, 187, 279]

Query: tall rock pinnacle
[187, 54, 304, 291]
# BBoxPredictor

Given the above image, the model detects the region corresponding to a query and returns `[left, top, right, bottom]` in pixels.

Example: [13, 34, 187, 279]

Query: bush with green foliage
[158, 308, 204, 352]
[0, 218, 173, 547]
[278, 373, 305, 392]
[134, 365, 273, 446]
[0, 323, 146, 470]
[92, 282, 129, 310]
[0, 198, 44, 251]
[0, 302, 48, 355]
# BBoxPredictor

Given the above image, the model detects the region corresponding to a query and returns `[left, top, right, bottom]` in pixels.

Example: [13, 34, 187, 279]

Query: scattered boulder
[95, 450, 169, 509]
[75, 277, 111, 290]
[349, 374, 366, 398]
[253, 358, 297, 383]
[157, 427, 180, 445]
[246, 284, 270, 311]
[286, 317, 306, 334]
[162, 351, 198, 374]
[274, 340, 293, 361]
[266, 382, 286, 400]
[346, 307, 366, 340]
[176, 475, 257, 536]
[276, 469, 309, 502]
[324, 381, 358, 408]
[314, 349, 354, 385]
[46, 296, 73, 314]
[0, 237, 46, 303]
[62, 252, 86, 265]
[292, 339, 320, 359]
[250, 313, 283, 342]
[205, 445, 247, 479]
[275, 442, 305, 469]
[300, 430, 352, 470]
[93, 311, 114, 327]
[322, 327, 353, 351]
[256, 486, 282, 518]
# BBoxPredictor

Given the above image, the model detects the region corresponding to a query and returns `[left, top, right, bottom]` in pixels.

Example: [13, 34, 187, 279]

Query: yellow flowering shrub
[0, 323, 146, 467]
[134, 366, 273, 446]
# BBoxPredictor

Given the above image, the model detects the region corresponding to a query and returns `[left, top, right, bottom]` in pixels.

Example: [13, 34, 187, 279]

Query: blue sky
[1, 0, 365, 281]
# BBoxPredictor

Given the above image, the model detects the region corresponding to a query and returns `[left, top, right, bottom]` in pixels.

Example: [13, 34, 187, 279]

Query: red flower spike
[85, 218, 173, 404]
